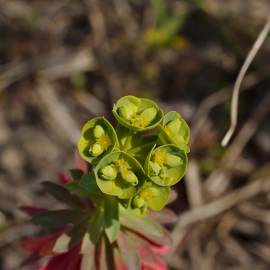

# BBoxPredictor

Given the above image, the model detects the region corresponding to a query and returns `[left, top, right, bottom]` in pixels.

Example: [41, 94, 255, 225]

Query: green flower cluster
[78, 96, 189, 216]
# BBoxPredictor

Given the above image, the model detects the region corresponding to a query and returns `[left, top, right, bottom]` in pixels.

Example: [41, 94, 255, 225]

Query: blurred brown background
[0, 0, 270, 269]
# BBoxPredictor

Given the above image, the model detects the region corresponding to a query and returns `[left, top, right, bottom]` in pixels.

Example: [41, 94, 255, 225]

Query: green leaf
[127, 134, 158, 165]
[69, 169, 84, 181]
[104, 196, 120, 243]
[80, 173, 102, 196]
[88, 208, 104, 245]
[116, 125, 134, 151]
[150, 0, 167, 27]
[160, 13, 186, 37]
[78, 117, 119, 165]
[68, 220, 89, 248]
[42, 182, 85, 209]
[65, 182, 92, 198]
[116, 125, 157, 165]
[32, 209, 87, 227]
[95, 151, 146, 199]
[113, 96, 163, 132]
[65, 173, 103, 202]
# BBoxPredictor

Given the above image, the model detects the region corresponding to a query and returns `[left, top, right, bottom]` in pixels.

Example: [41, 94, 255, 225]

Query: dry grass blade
[171, 177, 270, 253]
[221, 15, 270, 147]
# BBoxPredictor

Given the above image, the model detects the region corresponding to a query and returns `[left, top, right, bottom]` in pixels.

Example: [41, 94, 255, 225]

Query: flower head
[113, 96, 163, 131]
[78, 117, 118, 164]
[95, 151, 145, 199]
[145, 145, 187, 186]
[158, 111, 190, 153]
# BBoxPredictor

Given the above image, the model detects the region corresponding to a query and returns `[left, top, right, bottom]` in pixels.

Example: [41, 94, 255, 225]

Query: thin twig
[221, 16, 270, 147]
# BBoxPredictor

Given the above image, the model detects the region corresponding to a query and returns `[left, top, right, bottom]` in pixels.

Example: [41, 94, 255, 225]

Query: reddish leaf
[114, 248, 128, 270]
[150, 243, 170, 255]
[96, 236, 113, 270]
[141, 256, 168, 270]
[80, 233, 96, 269]
[120, 210, 172, 248]
[20, 206, 48, 216]
[21, 230, 64, 256]
[42, 182, 87, 209]
[20, 252, 41, 267]
[40, 245, 81, 270]
[57, 172, 71, 184]
[116, 231, 140, 270]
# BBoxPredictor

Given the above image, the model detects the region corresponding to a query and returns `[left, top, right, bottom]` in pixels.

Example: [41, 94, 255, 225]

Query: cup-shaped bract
[145, 144, 187, 186]
[95, 151, 146, 199]
[113, 96, 163, 131]
[158, 111, 190, 153]
[78, 117, 118, 164]
[132, 182, 170, 214]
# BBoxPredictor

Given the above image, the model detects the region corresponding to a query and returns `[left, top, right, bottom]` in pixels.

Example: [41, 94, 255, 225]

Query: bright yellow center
[154, 151, 167, 166]
[140, 188, 153, 201]
[116, 159, 131, 177]
[130, 114, 149, 128]
[97, 134, 111, 150]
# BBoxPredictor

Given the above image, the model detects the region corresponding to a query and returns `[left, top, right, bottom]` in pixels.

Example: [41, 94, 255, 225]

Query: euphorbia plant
[21, 96, 190, 270]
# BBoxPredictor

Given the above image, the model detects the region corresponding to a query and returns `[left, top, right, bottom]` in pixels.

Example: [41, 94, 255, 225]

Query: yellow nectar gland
[130, 114, 147, 128]
[140, 188, 153, 202]
[130, 107, 156, 128]
[96, 134, 111, 150]
[154, 151, 167, 166]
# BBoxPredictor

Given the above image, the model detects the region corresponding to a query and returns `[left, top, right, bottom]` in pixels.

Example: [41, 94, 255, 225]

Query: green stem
[123, 131, 133, 151]
[129, 141, 157, 154]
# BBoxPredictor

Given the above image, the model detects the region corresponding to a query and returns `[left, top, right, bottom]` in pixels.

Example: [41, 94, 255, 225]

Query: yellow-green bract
[113, 96, 164, 131]
[94, 151, 146, 199]
[77, 117, 119, 165]
[158, 111, 190, 153]
[132, 182, 170, 214]
[145, 144, 187, 186]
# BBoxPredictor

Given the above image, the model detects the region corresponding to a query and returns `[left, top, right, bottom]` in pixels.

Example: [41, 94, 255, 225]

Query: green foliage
[104, 196, 120, 243]
[32, 209, 88, 227]
[144, 0, 188, 48]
